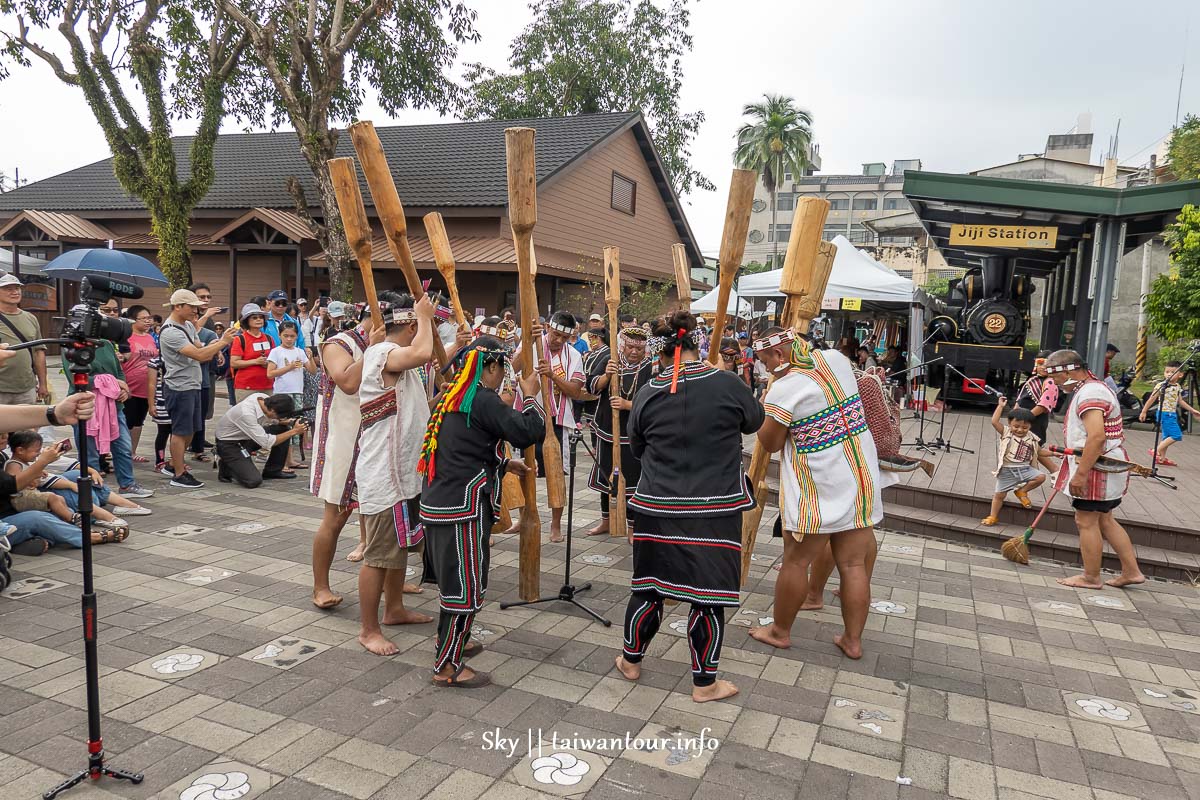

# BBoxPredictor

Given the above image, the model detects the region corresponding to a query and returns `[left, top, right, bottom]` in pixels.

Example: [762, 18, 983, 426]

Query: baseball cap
[267, 290, 289, 302]
[297, 297, 308, 306]
[240, 303, 265, 321]
[164, 289, 204, 307]
[328, 301, 347, 319]
[0, 273, 23, 288]
[696, 316, 706, 324]
[588, 313, 603, 322]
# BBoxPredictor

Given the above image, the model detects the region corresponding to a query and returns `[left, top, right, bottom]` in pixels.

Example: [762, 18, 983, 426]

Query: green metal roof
[901, 171, 1200, 273]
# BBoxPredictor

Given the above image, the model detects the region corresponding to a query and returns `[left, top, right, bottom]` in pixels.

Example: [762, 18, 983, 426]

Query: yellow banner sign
[841, 297, 862, 311]
[949, 224, 1057, 249]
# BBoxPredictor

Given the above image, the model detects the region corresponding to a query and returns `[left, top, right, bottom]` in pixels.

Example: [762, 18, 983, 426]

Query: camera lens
[98, 314, 134, 346]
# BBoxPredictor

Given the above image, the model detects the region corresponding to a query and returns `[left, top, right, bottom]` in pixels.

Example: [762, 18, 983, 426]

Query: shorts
[360, 497, 424, 570]
[995, 465, 1041, 493]
[11, 489, 51, 512]
[535, 423, 565, 478]
[1159, 411, 1183, 442]
[162, 387, 203, 438]
[1071, 498, 1122, 513]
[123, 395, 150, 428]
[235, 388, 271, 404]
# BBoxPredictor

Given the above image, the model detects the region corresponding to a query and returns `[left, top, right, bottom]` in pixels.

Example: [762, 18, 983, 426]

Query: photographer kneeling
[214, 394, 309, 488]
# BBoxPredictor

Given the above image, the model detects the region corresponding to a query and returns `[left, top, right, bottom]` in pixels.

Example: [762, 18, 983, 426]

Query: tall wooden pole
[739, 197, 836, 583]
[672, 243, 691, 312]
[327, 157, 384, 331]
[423, 212, 469, 330]
[348, 121, 449, 373]
[706, 169, 758, 366]
[506, 127, 545, 602]
[604, 246, 627, 539]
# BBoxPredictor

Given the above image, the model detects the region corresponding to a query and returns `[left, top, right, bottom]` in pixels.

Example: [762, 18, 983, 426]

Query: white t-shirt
[267, 345, 308, 394]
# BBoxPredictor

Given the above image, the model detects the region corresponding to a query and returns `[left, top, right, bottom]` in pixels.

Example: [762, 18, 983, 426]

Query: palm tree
[734, 95, 814, 268]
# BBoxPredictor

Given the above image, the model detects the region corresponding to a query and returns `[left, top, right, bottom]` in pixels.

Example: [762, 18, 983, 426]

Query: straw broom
[1001, 461, 1069, 565]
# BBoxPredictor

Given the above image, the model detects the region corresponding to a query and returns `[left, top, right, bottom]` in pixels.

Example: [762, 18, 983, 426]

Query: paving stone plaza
[3, 415, 1200, 800]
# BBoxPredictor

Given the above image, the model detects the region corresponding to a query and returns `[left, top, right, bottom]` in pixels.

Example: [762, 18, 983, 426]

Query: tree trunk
[314, 165, 354, 302]
[770, 186, 779, 269]
[150, 196, 193, 289]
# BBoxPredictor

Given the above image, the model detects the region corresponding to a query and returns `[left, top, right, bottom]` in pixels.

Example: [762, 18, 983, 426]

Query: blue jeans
[48, 469, 111, 512]
[2, 511, 83, 548]
[88, 411, 134, 489]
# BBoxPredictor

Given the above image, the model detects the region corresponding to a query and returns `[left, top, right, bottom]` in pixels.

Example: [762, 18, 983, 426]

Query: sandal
[132, 455, 149, 463]
[1013, 489, 1032, 509]
[431, 664, 492, 688]
[980, 516, 999, 526]
[191, 452, 211, 463]
[463, 642, 484, 660]
[69, 512, 83, 526]
[95, 517, 128, 530]
[93, 529, 116, 544]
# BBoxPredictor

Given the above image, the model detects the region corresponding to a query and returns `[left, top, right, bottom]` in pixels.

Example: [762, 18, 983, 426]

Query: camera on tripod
[58, 276, 144, 367]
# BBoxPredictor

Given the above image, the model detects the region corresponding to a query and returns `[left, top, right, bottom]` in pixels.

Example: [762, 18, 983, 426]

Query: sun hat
[0, 273, 23, 288]
[328, 301, 347, 319]
[240, 303, 266, 322]
[163, 289, 204, 308]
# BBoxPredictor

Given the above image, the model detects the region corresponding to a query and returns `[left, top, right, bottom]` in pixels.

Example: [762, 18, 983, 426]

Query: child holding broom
[982, 397, 1054, 525]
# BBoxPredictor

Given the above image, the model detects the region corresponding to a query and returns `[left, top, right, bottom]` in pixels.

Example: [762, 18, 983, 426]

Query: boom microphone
[81, 275, 144, 300]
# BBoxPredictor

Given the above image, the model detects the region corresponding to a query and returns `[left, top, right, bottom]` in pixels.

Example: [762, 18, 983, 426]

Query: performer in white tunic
[1044, 350, 1144, 589]
[356, 292, 437, 655]
[749, 328, 882, 660]
[309, 301, 382, 609]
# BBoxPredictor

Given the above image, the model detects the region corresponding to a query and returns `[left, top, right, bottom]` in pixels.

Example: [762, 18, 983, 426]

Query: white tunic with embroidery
[764, 349, 884, 535]
[1064, 379, 1129, 502]
[355, 342, 430, 517]
[311, 327, 368, 506]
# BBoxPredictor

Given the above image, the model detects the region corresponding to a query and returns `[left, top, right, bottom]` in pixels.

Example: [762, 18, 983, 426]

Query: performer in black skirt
[417, 337, 544, 688]
[585, 326, 653, 536]
[615, 311, 764, 702]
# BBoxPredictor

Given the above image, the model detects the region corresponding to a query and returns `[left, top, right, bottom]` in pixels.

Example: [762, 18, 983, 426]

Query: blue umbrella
[42, 248, 168, 287]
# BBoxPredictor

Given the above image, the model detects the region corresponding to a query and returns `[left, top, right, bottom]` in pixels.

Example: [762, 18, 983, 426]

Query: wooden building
[0, 112, 705, 327]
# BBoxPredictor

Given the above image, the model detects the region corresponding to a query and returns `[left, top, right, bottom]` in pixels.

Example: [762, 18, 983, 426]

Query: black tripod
[896, 358, 944, 454]
[12, 339, 144, 799]
[1144, 341, 1200, 487]
[501, 425, 611, 627]
[926, 362, 992, 455]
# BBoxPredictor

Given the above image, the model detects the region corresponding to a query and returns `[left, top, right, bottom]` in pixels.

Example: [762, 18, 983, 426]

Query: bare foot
[549, 526, 565, 544]
[1105, 574, 1146, 588]
[403, 583, 423, 594]
[312, 589, 343, 610]
[831, 588, 841, 600]
[489, 536, 495, 547]
[498, 522, 520, 535]
[834, 633, 862, 660]
[749, 625, 791, 649]
[614, 654, 641, 681]
[359, 631, 399, 656]
[799, 595, 824, 611]
[586, 520, 610, 536]
[382, 609, 434, 625]
[1056, 574, 1104, 589]
[346, 543, 365, 563]
[693, 679, 739, 703]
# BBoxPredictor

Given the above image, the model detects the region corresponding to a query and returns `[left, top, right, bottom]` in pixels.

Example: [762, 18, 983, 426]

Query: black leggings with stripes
[621, 591, 725, 687]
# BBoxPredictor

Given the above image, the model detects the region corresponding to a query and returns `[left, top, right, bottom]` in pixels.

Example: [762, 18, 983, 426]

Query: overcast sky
[1, 0, 1197, 254]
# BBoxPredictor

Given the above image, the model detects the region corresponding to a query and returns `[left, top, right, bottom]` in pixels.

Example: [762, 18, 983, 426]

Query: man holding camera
[213, 393, 309, 488]
[159, 289, 236, 488]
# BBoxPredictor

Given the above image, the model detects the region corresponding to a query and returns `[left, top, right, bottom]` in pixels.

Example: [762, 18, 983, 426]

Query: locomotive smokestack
[980, 256, 1013, 298]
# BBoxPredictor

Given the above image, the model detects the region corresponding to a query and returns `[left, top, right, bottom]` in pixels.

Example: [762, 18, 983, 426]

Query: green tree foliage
[733, 94, 813, 269]
[218, 0, 477, 300]
[1166, 114, 1200, 181]
[1145, 204, 1200, 341]
[0, 1, 247, 288]
[922, 273, 951, 300]
[461, 0, 711, 197]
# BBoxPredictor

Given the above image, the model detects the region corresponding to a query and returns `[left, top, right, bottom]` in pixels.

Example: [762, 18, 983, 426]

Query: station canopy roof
[901, 171, 1200, 275]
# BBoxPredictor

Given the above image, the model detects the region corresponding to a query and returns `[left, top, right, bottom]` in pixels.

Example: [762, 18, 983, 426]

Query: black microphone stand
[501, 425, 611, 627]
[930, 362, 995, 455]
[898, 358, 945, 454]
[11, 338, 144, 799]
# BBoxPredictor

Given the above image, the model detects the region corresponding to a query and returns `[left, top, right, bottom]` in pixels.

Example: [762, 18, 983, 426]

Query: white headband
[390, 308, 417, 324]
[752, 328, 796, 353]
[477, 324, 506, 339]
[548, 321, 574, 335]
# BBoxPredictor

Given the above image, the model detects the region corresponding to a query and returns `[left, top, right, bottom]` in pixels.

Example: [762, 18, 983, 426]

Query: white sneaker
[120, 483, 155, 499]
[120, 506, 153, 517]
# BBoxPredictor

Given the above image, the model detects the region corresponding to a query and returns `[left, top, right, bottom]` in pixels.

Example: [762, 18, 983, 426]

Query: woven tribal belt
[789, 394, 869, 454]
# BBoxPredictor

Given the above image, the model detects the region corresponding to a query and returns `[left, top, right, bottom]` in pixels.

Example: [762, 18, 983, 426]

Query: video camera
[58, 275, 143, 367]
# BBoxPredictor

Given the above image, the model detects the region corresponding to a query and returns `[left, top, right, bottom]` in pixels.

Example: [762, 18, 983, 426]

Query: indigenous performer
[1015, 351, 1059, 450]
[506, 310, 586, 542]
[309, 301, 384, 609]
[418, 337, 545, 687]
[584, 326, 652, 536]
[1043, 350, 1144, 589]
[355, 292, 436, 655]
[614, 311, 763, 703]
[750, 326, 883, 660]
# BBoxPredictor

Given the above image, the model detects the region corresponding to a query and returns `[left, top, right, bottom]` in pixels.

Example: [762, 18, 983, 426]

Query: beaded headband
[619, 327, 648, 341]
[548, 321, 574, 335]
[476, 324, 507, 339]
[752, 328, 796, 353]
[1044, 362, 1081, 375]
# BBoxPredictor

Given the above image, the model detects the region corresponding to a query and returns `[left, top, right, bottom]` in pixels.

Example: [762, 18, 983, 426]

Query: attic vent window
[611, 172, 637, 216]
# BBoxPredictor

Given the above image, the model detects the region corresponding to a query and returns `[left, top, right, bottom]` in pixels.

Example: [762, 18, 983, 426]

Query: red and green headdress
[417, 342, 507, 481]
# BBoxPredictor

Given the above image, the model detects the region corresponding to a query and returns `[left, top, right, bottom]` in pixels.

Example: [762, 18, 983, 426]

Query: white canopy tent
[734, 235, 914, 302]
[0, 248, 50, 276]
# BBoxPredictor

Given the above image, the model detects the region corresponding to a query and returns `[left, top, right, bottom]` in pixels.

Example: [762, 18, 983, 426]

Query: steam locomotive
[924, 256, 1035, 405]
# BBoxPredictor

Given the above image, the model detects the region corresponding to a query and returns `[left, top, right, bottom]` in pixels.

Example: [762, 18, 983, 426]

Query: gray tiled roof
[0, 111, 641, 212]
